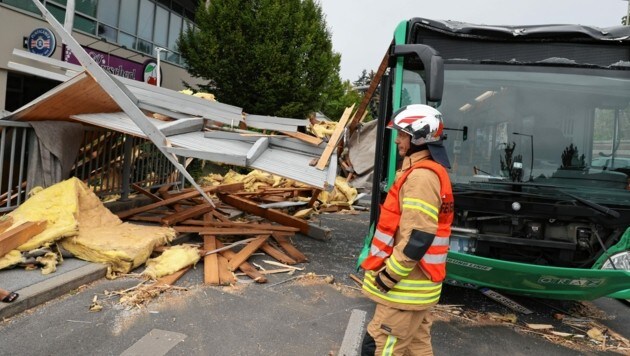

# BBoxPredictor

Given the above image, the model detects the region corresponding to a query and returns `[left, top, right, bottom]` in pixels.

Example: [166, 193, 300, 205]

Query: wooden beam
[0, 216, 14, 235]
[217, 255, 236, 285]
[348, 49, 390, 135]
[155, 266, 191, 286]
[173, 226, 274, 235]
[279, 131, 323, 146]
[216, 240, 267, 283]
[177, 220, 299, 233]
[218, 193, 331, 241]
[272, 232, 308, 263]
[203, 235, 220, 285]
[161, 204, 214, 226]
[227, 235, 269, 271]
[260, 242, 297, 265]
[315, 104, 355, 170]
[308, 189, 321, 207]
[0, 221, 47, 258]
[131, 184, 162, 202]
[116, 183, 244, 219]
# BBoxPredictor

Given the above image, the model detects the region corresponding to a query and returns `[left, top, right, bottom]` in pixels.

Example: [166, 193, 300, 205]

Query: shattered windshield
[429, 64, 630, 193]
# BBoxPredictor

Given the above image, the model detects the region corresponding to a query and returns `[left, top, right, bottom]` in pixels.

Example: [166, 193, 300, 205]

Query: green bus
[369, 18, 630, 300]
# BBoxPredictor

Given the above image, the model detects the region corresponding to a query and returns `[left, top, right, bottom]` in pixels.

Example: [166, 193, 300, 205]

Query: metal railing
[0, 121, 181, 212]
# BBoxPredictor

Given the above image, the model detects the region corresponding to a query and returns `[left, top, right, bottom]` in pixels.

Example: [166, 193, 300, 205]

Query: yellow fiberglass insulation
[0, 250, 24, 270]
[142, 245, 200, 280]
[8, 178, 80, 251]
[59, 179, 176, 276]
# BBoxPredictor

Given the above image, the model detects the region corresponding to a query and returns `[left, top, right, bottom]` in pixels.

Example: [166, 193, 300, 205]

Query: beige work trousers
[367, 304, 433, 356]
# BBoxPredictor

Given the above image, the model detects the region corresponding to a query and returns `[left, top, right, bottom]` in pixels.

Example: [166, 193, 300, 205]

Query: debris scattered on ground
[431, 297, 630, 354]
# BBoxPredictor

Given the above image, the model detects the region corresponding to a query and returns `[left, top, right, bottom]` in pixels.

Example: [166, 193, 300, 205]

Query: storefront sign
[63, 45, 160, 85]
[28, 28, 56, 57]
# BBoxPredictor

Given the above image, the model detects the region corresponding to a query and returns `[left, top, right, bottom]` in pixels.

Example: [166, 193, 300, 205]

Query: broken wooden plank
[315, 104, 355, 170]
[308, 189, 321, 207]
[178, 220, 299, 233]
[155, 266, 191, 286]
[217, 255, 236, 285]
[161, 204, 214, 226]
[203, 235, 220, 285]
[218, 193, 330, 241]
[131, 184, 162, 202]
[348, 49, 390, 135]
[227, 235, 269, 271]
[260, 242, 297, 265]
[0, 216, 14, 235]
[116, 183, 244, 219]
[216, 240, 267, 283]
[173, 226, 274, 235]
[272, 232, 309, 263]
[0, 221, 47, 258]
[279, 130, 323, 146]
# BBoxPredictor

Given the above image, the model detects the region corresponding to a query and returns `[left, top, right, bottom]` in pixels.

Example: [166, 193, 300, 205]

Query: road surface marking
[338, 309, 368, 356]
[120, 329, 187, 356]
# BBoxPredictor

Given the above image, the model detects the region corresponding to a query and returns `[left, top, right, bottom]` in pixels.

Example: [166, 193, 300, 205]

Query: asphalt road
[0, 211, 627, 355]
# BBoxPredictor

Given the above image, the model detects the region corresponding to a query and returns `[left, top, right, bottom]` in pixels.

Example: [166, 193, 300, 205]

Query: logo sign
[538, 276, 605, 288]
[64, 45, 144, 81]
[143, 60, 162, 86]
[28, 28, 56, 57]
[446, 258, 493, 271]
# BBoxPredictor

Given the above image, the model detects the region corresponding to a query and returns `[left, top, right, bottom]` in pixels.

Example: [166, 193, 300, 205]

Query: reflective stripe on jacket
[361, 160, 453, 281]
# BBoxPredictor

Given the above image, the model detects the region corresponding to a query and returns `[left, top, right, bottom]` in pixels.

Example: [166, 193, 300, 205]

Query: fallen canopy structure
[2, 1, 337, 195]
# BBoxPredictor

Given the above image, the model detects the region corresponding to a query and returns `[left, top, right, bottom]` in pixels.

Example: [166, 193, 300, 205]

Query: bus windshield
[423, 64, 630, 193]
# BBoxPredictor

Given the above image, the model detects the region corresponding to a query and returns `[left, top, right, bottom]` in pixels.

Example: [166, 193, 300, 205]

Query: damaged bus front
[371, 18, 630, 300]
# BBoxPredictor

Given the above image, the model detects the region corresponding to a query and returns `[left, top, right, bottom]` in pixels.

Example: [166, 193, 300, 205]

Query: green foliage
[178, 0, 341, 119]
[320, 79, 362, 121]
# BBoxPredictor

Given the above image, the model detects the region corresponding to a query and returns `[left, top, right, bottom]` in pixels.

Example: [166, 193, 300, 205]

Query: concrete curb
[0, 263, 107, 320]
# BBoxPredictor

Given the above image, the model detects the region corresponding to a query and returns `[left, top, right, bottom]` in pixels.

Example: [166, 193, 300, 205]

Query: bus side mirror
[463, 126, 468, 141]
[392, 44, 444, 103]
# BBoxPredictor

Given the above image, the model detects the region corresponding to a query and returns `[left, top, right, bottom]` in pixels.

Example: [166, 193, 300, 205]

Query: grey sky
[318, 0, 629, 81]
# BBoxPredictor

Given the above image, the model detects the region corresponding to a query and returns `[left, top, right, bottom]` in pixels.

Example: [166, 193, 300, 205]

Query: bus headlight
[601, 252, 630, 271]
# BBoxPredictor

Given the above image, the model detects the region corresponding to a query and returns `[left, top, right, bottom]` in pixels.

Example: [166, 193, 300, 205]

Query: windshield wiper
[466, 181, 621, 219]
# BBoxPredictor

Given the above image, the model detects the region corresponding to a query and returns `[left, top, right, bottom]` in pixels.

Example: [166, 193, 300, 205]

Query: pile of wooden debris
[117, 182, 322, 287]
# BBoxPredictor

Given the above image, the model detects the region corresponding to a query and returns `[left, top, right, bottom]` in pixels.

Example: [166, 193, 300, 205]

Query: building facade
[0, 0, 204, 113]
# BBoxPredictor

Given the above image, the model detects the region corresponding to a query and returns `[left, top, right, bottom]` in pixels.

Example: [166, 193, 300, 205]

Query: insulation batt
[142, 245, 200, 280]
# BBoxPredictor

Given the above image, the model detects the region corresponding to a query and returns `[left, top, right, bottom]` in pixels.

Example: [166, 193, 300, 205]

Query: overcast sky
[318, 0, 630, 81]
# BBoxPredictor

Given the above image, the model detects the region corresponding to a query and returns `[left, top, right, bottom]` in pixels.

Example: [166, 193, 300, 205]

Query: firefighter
[360, 104, 453, 355]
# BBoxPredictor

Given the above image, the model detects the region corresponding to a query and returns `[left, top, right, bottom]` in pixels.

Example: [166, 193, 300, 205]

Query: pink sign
[62, 44, 158, 85]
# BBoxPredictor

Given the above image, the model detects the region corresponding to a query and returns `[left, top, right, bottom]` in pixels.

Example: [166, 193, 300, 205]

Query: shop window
[118, 32, 136, 50]
[136, 38, 153, 55]
[45, 3, 66, 24]
[76, 0, 97, 17]
[1, 0, 39, 13]
[119, 0, 138, 35]
[154, 5, 169, 46]
[138, 0, 155, 41]
[48, 0, 67, 6]
[97, 0, 119, 27]
[168, 13, 182, 51]
[98, 24, 117, 43]
[74, 14, 97, 35]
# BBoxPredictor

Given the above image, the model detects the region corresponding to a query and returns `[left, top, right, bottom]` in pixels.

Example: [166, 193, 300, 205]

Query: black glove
[374, 268, 398, 293]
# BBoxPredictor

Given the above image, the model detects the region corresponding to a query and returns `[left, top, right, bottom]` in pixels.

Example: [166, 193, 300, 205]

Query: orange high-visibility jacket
[362, 157, 453, 282]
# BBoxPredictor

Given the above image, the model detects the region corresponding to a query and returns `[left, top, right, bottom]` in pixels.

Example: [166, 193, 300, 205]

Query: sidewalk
[0, 198, 153, 320]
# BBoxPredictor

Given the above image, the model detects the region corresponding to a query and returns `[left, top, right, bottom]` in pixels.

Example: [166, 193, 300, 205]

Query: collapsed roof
[3, 2, 336, 195]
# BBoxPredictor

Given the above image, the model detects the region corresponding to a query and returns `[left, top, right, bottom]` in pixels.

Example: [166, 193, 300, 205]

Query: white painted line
[120, 329, 187, 356]
[337, 309, 368, 356]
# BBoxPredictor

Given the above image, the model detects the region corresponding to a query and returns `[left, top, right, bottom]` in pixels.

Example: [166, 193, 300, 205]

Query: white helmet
[387, 104, 450, 168]
[387, 104, 445, 145]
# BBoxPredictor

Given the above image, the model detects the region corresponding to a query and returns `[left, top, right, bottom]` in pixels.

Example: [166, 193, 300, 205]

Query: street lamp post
[154, 47, 170, 87]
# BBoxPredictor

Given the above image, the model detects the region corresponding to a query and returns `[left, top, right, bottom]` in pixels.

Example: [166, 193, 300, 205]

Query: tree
[320, 79, 362, 121]
[178, 0, 341, 119]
